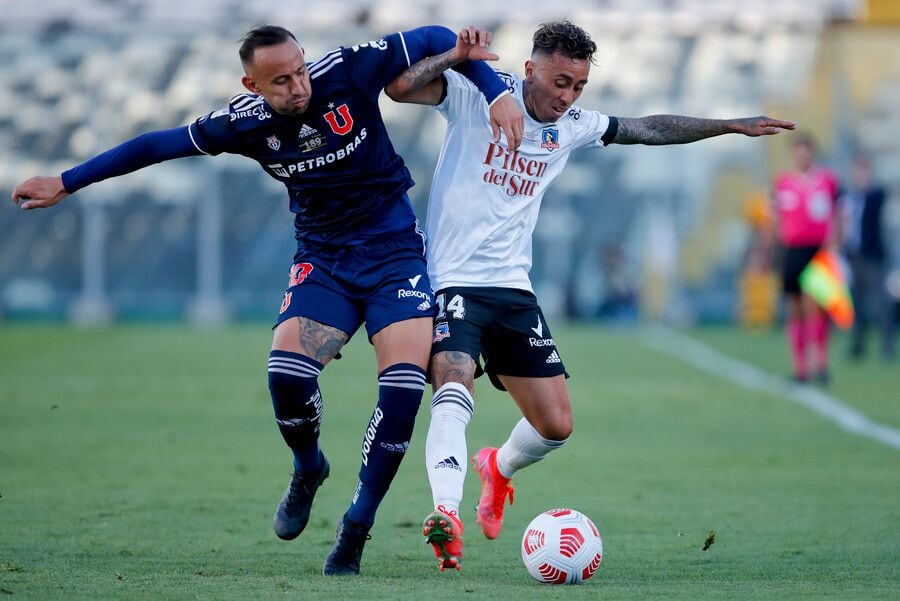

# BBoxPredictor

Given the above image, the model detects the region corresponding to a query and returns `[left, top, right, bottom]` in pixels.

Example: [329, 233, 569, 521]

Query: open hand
[733, 116, 796, 137]
[453, 26, 499, 63]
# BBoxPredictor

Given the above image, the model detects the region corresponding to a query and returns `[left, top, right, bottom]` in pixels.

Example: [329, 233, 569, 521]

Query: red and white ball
[521, 508, 603, 584]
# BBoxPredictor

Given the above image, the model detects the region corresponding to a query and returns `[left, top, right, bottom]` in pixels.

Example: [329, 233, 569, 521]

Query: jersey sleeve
[187, 104, 242, 156]
[343, 26, 508, 104]
[342, 32, 417, 98]
[433, 70, 485, 123]
[570, 108, 618, 150]
[60, 126, 201, 193]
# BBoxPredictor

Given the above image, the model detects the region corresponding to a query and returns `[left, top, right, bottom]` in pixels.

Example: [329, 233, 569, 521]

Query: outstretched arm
[11, 126, 201, 210]
[612, 115, 795, 145]
[387, 26, 524, 149]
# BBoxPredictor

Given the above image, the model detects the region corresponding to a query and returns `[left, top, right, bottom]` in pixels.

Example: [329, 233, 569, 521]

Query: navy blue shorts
[274, 228, 436, 339]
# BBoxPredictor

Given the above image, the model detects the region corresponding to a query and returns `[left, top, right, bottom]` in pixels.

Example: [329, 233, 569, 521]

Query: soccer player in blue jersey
[12, 24, 523, 576]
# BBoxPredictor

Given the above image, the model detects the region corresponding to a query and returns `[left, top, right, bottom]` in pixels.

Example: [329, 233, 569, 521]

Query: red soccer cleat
[472, 447, 514, 540]
[423, 505, 464, 571]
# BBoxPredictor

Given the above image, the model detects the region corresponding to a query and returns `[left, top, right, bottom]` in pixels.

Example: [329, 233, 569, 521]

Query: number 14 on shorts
[436, 293, 465, 320]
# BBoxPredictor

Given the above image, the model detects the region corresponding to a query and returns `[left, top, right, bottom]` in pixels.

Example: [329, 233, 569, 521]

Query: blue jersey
[189, 34, 419, 247]
[59, 26, 509, 250]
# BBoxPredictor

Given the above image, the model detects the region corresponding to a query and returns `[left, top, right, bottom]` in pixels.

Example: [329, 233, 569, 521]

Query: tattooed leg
[431, 351, 477, 394]
[271, 316, 349, 365]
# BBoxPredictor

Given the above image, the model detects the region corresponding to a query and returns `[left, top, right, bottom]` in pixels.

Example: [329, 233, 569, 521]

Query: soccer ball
[521, 508, 603, 584]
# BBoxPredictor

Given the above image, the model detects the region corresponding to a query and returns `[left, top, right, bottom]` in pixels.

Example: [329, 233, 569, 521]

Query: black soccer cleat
[273, 455, 330, 541]
[322, 515, 371, 575]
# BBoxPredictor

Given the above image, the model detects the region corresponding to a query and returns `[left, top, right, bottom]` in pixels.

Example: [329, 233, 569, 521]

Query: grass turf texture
[0, 324, 897, 599]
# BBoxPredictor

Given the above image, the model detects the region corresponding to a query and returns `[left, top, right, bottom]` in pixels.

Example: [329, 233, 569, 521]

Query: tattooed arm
[612, 114, 796, 145]
[386, 26, 525, 148]
[386, 26, 498, 105]
[384, 52, 459, 105]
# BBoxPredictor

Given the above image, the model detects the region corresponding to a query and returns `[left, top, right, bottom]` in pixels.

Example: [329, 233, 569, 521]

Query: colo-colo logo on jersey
[267, 128, 367, 177]
[361, 406, 383, 466]
[541, 127, 560, 150]
[482, 142, 549, 198]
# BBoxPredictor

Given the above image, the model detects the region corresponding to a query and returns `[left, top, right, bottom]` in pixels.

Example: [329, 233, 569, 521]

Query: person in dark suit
[842, 154, 895, 361]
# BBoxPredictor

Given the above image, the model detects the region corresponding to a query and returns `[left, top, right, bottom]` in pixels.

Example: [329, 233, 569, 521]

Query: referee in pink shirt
[772, 135, 841, 383]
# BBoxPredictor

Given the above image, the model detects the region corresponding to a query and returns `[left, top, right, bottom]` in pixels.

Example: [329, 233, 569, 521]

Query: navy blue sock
[345, 363, 425, 528]
[267, 350, 325, 475]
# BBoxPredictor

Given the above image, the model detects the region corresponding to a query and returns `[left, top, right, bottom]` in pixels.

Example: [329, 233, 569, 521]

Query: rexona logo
[361, 407, 384, 466]
[398, 288, 429, 300]
[528, 337, 555, 347]
[531, 316, 544, 337]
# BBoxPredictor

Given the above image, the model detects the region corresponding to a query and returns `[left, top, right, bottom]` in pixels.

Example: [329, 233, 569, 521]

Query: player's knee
[534, 412, 572, 442]
[267, 351, 324, 445]
[430, 351, 476, 392]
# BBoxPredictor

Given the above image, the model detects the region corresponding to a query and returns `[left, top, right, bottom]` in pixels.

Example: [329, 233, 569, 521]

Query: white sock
[496, 417, 568, 479]
[425, 382, 474, 513]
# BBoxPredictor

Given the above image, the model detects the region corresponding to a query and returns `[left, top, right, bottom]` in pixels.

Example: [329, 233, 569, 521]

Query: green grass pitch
[1, 323, 897, 599]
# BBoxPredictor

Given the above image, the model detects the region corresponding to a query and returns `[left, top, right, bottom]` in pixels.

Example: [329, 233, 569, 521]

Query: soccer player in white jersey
[386, 20, 795, 571]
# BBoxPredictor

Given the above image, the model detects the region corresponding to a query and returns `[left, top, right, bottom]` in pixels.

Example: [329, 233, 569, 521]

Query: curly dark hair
[532, 21, 597, 63]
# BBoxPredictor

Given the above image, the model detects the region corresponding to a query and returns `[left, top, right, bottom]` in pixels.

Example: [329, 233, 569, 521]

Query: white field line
[640, 325, 900, 451]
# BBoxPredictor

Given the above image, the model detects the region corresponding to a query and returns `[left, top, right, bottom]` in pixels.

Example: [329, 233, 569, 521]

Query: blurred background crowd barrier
[1, 0, 898, 325]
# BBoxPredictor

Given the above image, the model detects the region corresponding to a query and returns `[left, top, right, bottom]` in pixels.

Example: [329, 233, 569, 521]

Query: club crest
[433, 322, 450, 342]
[266, 135, 281, 151]
[323, 103, 354, 135]
[540, 128, 560, 151]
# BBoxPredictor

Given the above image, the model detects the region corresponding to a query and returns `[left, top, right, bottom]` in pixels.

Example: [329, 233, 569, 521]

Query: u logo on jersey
[323, 104, 354, 135]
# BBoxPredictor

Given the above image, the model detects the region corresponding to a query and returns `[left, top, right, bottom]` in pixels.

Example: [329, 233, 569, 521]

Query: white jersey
[425, 70, 615, 292]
